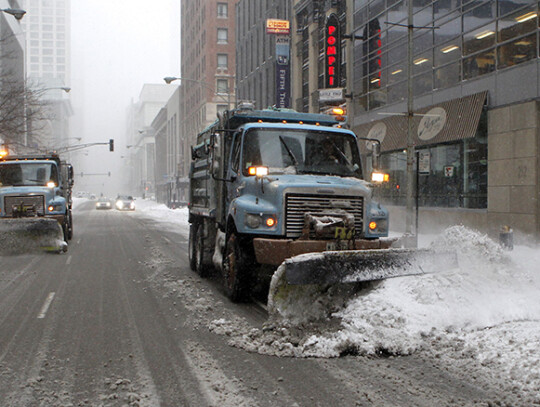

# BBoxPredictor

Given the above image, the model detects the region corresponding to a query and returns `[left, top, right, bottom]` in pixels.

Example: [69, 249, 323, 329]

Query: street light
[163, 76, 231, 109]
[1, 8, 26, 20]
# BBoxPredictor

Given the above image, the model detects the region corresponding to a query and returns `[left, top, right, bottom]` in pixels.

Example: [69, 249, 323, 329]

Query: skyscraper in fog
[20, 0, 72, 150]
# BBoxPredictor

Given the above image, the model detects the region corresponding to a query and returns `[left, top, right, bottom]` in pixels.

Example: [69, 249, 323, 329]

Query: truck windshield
[0, 162, 58, 187]
[242, 128, 363, 178]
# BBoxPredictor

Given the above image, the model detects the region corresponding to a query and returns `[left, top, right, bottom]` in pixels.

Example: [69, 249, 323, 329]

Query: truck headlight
[245, 213, 277, 229]
[245, 213, 262, 228]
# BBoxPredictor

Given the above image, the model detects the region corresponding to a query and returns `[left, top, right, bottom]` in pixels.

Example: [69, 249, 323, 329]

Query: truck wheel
[188, 224, 197, 271]
[67, 212, 73, 240]
[223, 232, 252, 302]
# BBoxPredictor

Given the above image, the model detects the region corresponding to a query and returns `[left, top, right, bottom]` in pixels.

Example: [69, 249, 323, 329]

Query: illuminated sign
[266, 19, 290, 35]
[325, 14, 341, 88]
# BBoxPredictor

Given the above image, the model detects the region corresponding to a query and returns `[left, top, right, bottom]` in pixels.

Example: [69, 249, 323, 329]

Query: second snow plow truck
[0, 152, 74, 254]
[189, 104, 451, 302]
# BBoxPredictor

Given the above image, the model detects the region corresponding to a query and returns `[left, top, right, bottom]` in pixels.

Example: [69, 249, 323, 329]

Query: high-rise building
[0, 0, 26, 150]
[179, 0, 239, 179]
[235, 0, 291, 110]
[20, 0, 72, 151]
[21, 0, 70, 86]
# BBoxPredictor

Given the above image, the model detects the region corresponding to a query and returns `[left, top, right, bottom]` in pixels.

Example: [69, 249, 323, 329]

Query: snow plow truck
[188, 104, 450, 302]
[0, 152, 74, 254]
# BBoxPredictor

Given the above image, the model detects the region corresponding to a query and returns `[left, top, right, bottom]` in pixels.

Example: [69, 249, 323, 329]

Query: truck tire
[223, 231, 253, 302]
[188, 223, 197, 271]
[189, 223, 209, 277]
[67, 212, 73, 240]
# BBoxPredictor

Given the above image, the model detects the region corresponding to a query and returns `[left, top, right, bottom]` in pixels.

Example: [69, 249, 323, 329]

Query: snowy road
[0, 198, 538, 406]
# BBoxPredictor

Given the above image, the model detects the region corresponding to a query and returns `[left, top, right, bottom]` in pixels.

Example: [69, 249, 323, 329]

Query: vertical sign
[325, 14, 341, 88]
[275, 32, 290, 108]
[267, 19, 291, 108]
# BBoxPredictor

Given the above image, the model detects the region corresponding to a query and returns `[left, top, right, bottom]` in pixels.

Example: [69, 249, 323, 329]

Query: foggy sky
[70, 0, 180, 197]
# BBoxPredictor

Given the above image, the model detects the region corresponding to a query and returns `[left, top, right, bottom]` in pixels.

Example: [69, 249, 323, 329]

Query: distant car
[115, 195, 135, 211]
[95, 197, 112, 210]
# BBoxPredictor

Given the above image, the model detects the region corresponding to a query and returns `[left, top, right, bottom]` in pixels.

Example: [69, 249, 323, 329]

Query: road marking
[66, 255, 72, 265]
[37, 292, 56, 319]
[77, 239, 81, 244]
[162, 236, 171, 244]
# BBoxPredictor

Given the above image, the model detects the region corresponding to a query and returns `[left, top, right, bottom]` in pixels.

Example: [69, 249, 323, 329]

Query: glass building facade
[351, 0, 538, 210]
[352, 0, 538, 110]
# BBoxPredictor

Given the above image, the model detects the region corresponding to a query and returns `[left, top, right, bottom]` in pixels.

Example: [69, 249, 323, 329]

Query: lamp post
[163, 76, 231, 110]
[1, 8, 26, 20]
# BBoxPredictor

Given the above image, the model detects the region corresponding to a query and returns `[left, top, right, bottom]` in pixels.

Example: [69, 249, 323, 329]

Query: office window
[217, 3, 228, 18]
[217, 79, 228, 93]
[498, 33, 536, 69]
[217, 53, 228, 68]
[217, 28, 228, 44]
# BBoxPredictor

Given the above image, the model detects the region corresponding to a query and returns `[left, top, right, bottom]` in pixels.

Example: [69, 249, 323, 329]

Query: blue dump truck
[0, 152, 74, 254]
[189, 104, 437, 302]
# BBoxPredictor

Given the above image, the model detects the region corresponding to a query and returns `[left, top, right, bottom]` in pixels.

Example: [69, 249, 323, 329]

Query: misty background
[70, 0, 180, 197]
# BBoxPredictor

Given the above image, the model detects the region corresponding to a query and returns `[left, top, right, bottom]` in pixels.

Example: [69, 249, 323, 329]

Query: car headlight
[129, 202, 135, 209]
[116, 201, 123, 209]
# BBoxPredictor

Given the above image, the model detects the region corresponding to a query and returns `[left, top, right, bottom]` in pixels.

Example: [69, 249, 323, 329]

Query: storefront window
[374, 134, 487, 209]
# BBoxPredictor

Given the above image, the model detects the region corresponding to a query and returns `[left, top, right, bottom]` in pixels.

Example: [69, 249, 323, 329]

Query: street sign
[444, 166, 454, 177]
[418, 151, 430, 174]
[319, 88, 344, 102]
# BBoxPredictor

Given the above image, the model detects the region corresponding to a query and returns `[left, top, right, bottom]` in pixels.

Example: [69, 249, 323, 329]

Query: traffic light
[325, 14, 341, 88]
[109, 139, 114, 152]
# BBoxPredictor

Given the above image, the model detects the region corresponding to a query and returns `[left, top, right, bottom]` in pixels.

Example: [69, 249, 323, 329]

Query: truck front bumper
[252, 237, 396, 266]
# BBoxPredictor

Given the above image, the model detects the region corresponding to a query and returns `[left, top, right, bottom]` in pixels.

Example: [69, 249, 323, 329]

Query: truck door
[226, 132, 242, 204]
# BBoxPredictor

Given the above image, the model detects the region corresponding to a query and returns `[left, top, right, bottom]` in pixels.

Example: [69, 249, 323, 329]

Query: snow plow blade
[283, 248, 458, 285]
[0, 218, 67, 255]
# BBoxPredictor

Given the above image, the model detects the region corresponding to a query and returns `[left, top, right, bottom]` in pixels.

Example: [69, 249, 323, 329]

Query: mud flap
[283, 248, 458, 285]
[0, 218, 67, 255]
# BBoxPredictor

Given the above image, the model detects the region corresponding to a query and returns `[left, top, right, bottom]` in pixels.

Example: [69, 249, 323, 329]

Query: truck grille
[4, 195, 45, 217]
[285, 194, 364, 238]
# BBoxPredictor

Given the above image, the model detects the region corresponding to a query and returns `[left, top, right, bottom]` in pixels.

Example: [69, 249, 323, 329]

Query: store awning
[356, 91, 488, 153]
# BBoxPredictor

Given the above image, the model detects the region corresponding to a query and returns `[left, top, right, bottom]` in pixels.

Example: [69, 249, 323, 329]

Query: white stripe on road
[66, 255, 72, 265]
[37, 292, 56, 319]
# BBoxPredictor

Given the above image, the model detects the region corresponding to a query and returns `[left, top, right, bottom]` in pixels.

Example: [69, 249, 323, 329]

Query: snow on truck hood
[257, 173, 372, 194]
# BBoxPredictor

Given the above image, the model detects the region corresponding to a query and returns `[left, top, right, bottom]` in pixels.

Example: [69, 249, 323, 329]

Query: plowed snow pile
[214, 226, 540, 403]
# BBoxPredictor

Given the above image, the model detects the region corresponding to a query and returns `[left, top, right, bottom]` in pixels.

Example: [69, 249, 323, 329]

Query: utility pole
[405, 0, 416, 247]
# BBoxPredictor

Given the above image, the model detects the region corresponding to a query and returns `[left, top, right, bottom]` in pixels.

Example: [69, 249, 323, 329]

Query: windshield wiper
[279, 136, 299, 168]
[329, 140, 353, 167]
